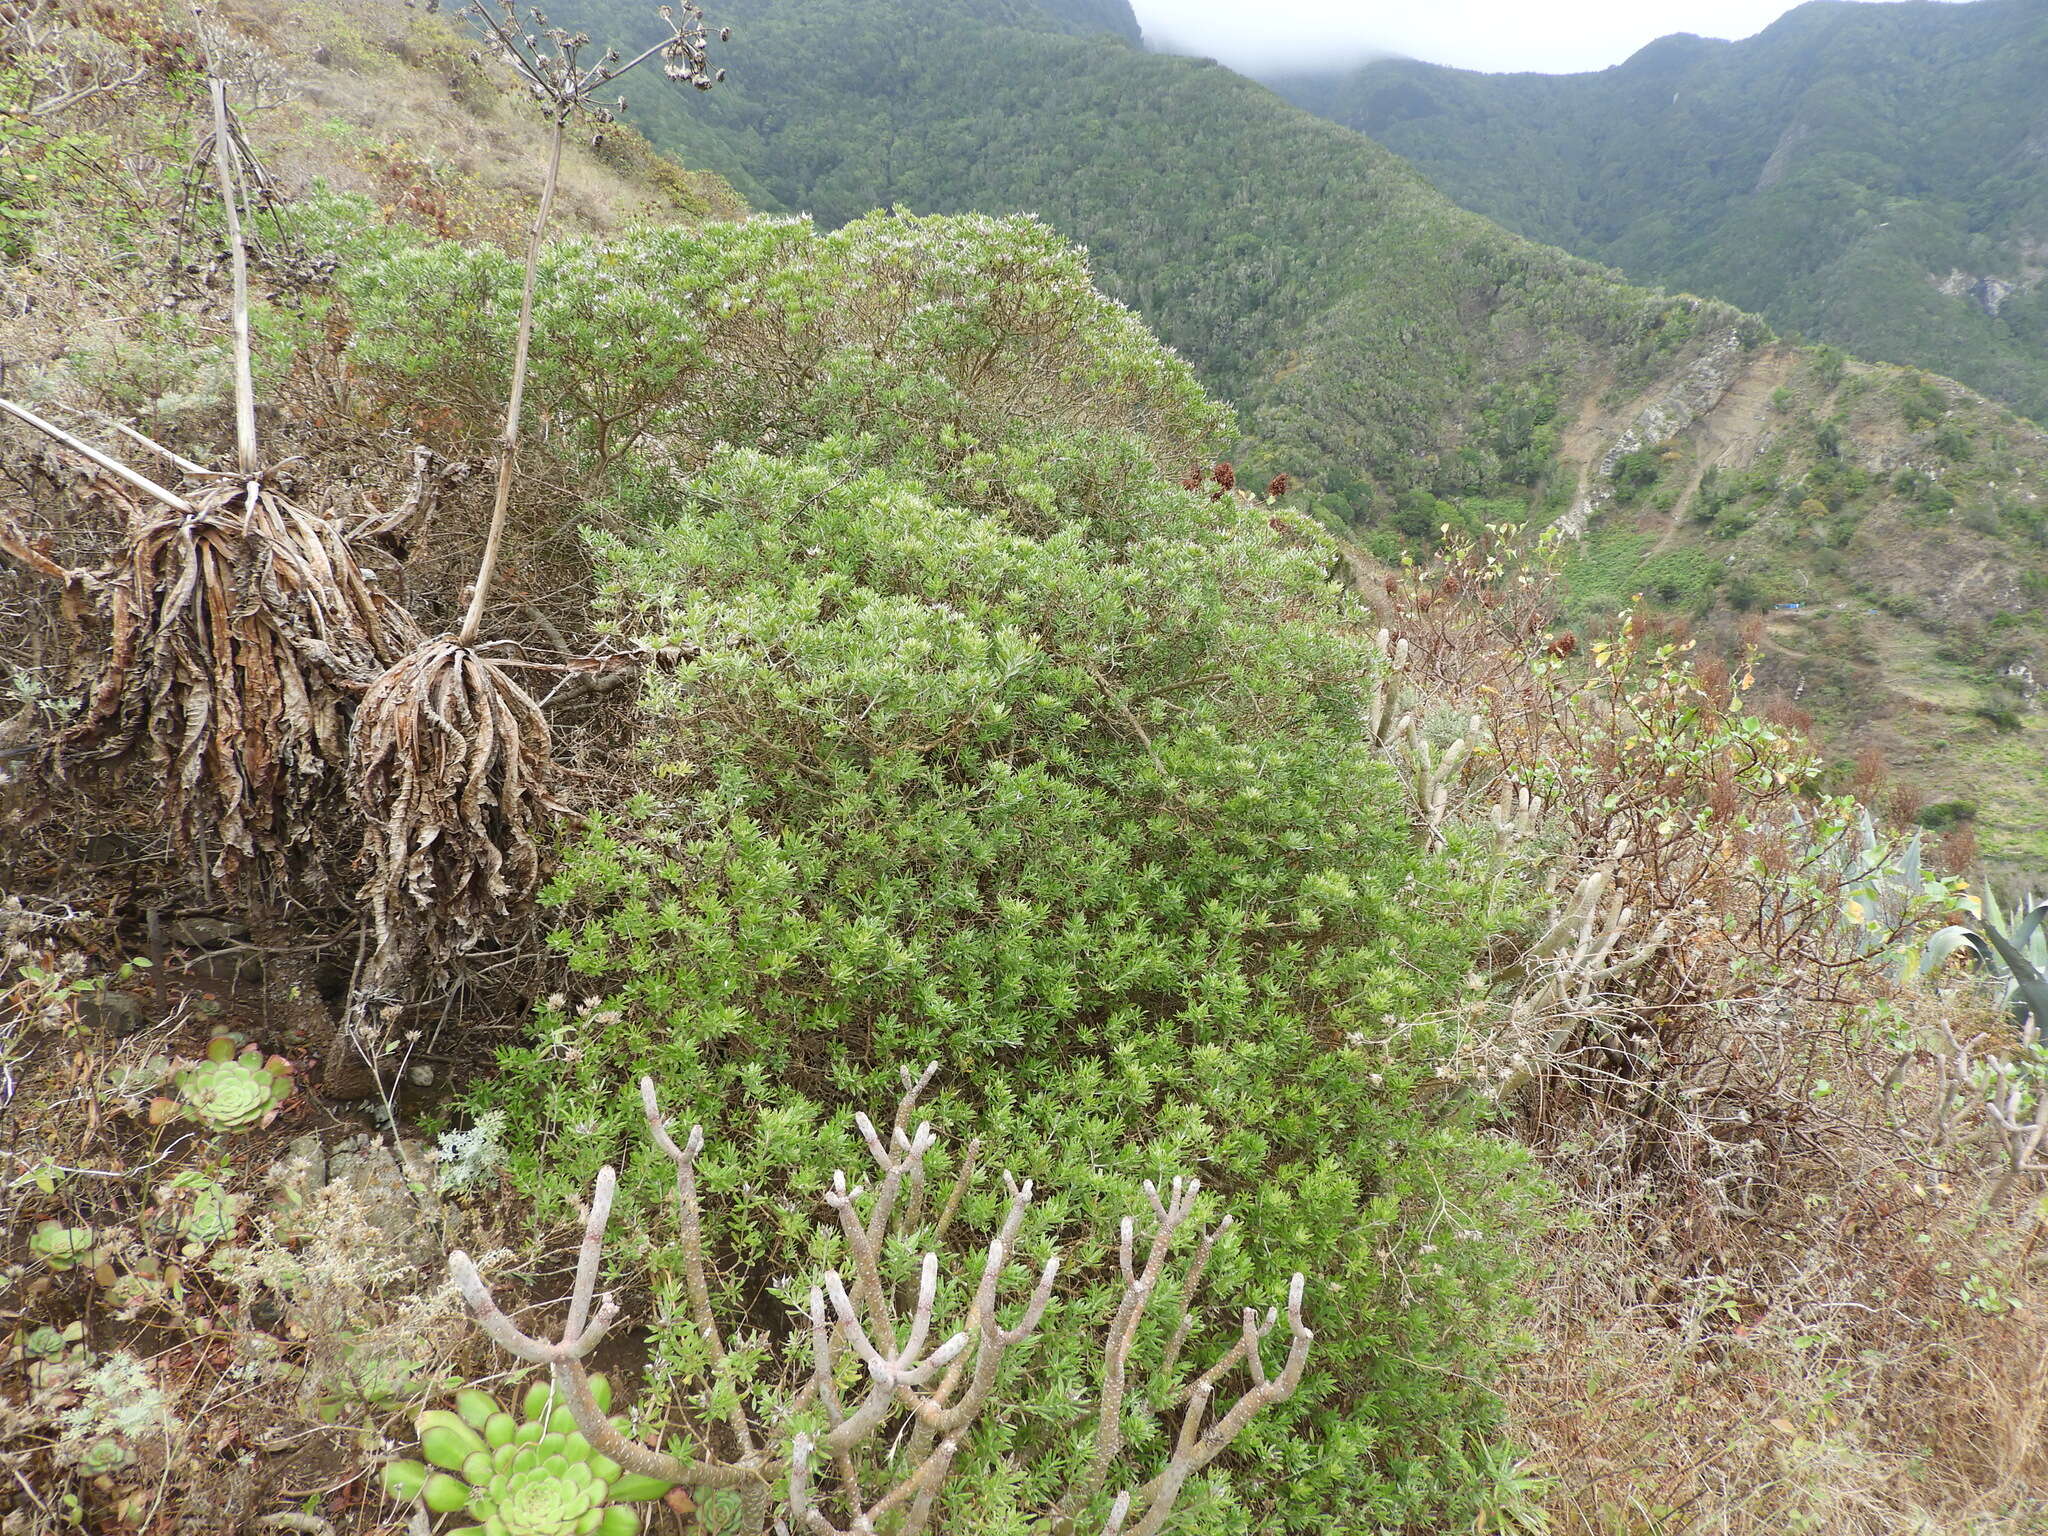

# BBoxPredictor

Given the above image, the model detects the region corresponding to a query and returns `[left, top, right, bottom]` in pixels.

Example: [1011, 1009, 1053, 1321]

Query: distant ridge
[1267, 0, 2048, 425]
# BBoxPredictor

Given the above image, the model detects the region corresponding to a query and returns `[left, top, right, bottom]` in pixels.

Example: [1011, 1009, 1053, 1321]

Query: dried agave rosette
[350, 637, 553, 977]
[52, 478, 418, 889]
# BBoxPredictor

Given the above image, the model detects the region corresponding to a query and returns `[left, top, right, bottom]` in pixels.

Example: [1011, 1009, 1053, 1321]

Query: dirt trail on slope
[1645, 349, 1799, 557]
[1556, 348, 1800, 549]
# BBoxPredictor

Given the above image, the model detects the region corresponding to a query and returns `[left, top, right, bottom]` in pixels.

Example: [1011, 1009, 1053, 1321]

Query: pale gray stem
[640, 1076, 758, 1457]
[933, 1137, 979, 1243]
[565, 1165, 616, 1342]
[208, 80, 257, 475]
[1158, 1216, 1231, 1385]
[459, 109, 565, 645]
[0, 397, 194, 513]
[1055, 1181, 1202, 1520]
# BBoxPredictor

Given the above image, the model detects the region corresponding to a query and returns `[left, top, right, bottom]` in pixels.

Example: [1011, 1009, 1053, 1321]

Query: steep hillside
[10, 9, 2048, 1536]
[1269, 0, 2048, 425]
[553, 0, 2048, 878]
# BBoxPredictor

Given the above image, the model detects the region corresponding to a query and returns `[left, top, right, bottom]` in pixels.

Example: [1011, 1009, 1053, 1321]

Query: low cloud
[1127, 0, 1872, 77]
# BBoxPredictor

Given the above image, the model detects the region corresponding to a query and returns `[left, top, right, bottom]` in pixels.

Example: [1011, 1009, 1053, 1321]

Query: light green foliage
[28, 1220, 94, 1271]
[338, 209, 1224, 478]
[55, 1350, 174, 1471]
[175, 1037, 293, 1133]
[153, 1169, 242, 1252]
[383, 1376, 667, 1536]
[433, 1108, 510, 1194]
[455, 211, 1536, 1531]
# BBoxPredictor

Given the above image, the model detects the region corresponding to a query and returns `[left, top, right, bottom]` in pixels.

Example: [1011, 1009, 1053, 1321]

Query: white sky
[1131, 0, 1941, 75]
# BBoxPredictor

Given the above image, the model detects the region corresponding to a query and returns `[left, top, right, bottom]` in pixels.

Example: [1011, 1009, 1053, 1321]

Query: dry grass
[1507, 1121, 2048, 1533]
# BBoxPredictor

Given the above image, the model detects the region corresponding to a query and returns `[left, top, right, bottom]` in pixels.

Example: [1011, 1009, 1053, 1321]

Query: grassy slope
[1268, 0, 2048, 425]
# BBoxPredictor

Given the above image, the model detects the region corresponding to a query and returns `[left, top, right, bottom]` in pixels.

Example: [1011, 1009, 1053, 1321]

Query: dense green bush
[339, 209, 1224, 478]
[462, 214, 1538, 1533]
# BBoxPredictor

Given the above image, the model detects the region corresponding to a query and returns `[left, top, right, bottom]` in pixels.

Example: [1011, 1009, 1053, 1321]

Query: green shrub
[1897, 374, 1949, 428]
[1608, 447, 1662, 504]
[1917, 799, 1979, 830]
[482, 436, 1534, 1529]
[452, 211, 1540, 1524]
[339, 209, 1225, 478]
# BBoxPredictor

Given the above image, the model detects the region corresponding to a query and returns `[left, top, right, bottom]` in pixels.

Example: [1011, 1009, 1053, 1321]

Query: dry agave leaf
[51, 479, 420, 891]
[350, 636, 555, 976]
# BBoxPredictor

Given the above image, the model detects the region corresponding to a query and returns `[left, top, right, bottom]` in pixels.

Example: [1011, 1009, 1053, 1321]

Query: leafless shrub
[442, 1066, 1311, 1536]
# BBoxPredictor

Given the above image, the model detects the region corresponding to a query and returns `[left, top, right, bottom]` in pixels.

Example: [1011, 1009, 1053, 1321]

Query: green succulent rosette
[74, 1437, 135, 1476]
[28, 1220, 95, 1271]
[382, 1374, 672, 1536]
[175, 1037, 293, 1132]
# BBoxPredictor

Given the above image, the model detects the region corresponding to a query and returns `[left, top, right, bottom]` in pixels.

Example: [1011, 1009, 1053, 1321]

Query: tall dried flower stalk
[334, 4, 728, 1095]
[445, 1065, 1311, 1536]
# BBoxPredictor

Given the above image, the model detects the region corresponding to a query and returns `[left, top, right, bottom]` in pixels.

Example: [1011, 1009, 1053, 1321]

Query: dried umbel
[383, 1377, 671, 1536]
[464, 0, 726, 119]
[175, 1035, 294, 1131]
[440, 1066, 1312, 1536]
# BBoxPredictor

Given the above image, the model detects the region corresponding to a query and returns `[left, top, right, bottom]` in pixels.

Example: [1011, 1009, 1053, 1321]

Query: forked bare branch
[443, 1066, 1312, 1534]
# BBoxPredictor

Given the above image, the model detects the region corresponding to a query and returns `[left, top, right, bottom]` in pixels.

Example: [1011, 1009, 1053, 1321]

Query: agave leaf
[1978, 919, 2048, 1031]
[1919, 925, 1988, 983]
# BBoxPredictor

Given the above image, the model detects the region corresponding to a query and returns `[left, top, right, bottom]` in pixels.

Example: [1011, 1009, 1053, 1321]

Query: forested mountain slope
[558, 0, 2048, 877]
[1269, 0, 2048, 425]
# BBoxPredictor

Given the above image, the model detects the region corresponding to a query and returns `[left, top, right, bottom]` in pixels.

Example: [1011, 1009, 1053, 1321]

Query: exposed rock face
[272, 1132, 444, 1269]
[1933, 268, 2023, 317]
[1595, 326, 1750, 486]
[1753, 120, 1811, 192]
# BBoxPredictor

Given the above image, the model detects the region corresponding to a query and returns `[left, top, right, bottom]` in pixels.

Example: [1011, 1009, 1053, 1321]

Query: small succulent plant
[28, 1220, 95, 1271]
[175, 1037, 293, 1132]
[383, 1375, 671, 1536]
[23, 1323, 81, 1361]
[72, 1437, 135, 1476]
[153, 1169, 243, 1253]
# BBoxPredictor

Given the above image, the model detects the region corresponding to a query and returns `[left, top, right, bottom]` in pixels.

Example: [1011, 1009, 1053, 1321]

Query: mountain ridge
[1266, 0, 2048, 426]
[559, 0, 2048, 876]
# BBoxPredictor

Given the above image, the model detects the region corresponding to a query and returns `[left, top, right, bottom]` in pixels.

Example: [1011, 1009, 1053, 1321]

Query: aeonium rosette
[382, 1374, 673, 1535]
[174, 1036, 294, 1132]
